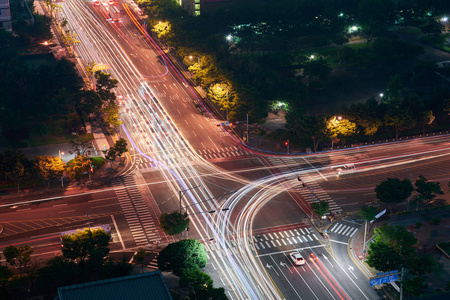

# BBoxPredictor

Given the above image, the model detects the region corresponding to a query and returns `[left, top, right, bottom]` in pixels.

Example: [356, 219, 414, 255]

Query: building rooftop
[57, 271, 172, 300]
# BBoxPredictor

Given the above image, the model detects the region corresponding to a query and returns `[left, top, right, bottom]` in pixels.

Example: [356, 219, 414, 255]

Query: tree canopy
[61, 227, 111, 264]
[375, 178, 414, 212]
[157, 239, 207, 276]
[35, 155, 66, 187]
[159, 211, 190, 236]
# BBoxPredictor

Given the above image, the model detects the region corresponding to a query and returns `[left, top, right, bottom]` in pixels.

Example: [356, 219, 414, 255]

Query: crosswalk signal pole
[363, 220, 367, 261]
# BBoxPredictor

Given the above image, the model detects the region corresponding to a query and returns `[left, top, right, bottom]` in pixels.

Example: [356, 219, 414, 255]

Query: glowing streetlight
[310, 55, 315, 59]
[441, 17, 448, 22]
[380, 93, 384, 97]
[189, 55, 200, 68]
[59, 150, 65, 159]
[339, 13, 344, 17]
[226, 34, 233, 41]
[337, 116, 343, 121]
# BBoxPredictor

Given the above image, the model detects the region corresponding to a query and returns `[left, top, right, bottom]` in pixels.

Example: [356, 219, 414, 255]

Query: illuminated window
[195, 4, 200, 10]
[195, 0, 200, 3]
[194, 10, 200, 16]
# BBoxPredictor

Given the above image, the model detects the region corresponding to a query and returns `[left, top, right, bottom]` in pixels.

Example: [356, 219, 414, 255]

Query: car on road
[335, 163, 356, 175]
[93, 0, 100, 5]
[289, 252, 305, 266]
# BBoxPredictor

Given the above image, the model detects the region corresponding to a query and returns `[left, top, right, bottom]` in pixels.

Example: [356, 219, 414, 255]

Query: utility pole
[179, 186, 200, 214]
[363, 220, 367, 261]
[246, 112, 249, 143]
[405, 168, 412, 212]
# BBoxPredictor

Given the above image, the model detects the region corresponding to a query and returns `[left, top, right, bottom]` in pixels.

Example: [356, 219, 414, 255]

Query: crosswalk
[113, 175, 161, 247]
[267, 158, 342, 215]
[329, 222, 359, 237]
[197, 146, 250, 160]
[204, 227, 319, 254]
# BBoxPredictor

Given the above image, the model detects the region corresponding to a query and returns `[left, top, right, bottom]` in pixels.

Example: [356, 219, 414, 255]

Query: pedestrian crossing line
[348, 228, 358, 237]
[276, 240, 282, 246]
[307, 235, 313, 242]
[273, 232, 280, 239]
[254, 243, 260, 250]
[286, 237, 293, 244]
[265, 241, 271, 248]
[332, 224, 343, 233]
[282, 239, 287, 246]
[312, 234, 319, 240]
[268, 233, 274, 239]
[341, 227, 352, 236]
[270, 240, 277, 247]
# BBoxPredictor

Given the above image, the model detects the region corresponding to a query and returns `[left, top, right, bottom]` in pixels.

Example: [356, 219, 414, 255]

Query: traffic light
[186, 227, 189, 232]
[298, 177, 306, 187]
[284, 141, 289, 146]
[90, 164, 94, 173]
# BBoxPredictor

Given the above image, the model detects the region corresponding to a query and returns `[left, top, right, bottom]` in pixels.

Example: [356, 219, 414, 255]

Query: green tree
[5, 161, 27, 192]
[76, 90, 103, 124]
[373, 224, 417, 258]
[95, 71, 118, 105]
[402, 276, 428, 296]
[3, 245, 33, 276]
[35, 256, 77, 293]
[375, 178, 414, 212]
[303, 57, 332, 83]
[103, 102, 123, 130]
[157, 239, 207, 276]
[384, 74, 404, 103]
[66, 155, 91, 180]
[358, 205, 377, 223]
[133, 248, 150, 273]
[69, 135, 93, 156]
[61, 227, 110, 264]
[180, 268, 228, 300]
[285, 112, 328, 152]
[326, 116, 358, 145]
[358, 0, 396, 41]
[113, 138, 128, 165]
[417, 110, 435, 135]
[311, 200, 329, 226]
[414, 175, 443, 207]
[159, 211, 190, 236]
[207, 83, 235, 118]
[104, 147, 117, 168]
[384, 107, 416, 140]
[35, 155, 66, 188]
[366, 241, 402, 271]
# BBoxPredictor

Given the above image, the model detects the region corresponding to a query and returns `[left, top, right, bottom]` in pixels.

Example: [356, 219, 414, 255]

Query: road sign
[370, 271, 399, 286]
[221, 122, 225, 126]
[225, 121, 230, 126]
[371, 209, 386, 223]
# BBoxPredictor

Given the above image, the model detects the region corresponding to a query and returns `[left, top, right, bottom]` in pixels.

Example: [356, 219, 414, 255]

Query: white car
[335, 163, 356, 175]
[289, 252, 305, 266]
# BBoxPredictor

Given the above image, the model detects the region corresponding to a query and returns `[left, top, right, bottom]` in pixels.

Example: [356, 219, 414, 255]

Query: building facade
[182, 0, 236, 16]
[0, 0, 12, 31]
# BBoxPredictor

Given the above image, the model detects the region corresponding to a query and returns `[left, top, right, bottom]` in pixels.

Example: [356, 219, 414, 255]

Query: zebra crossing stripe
[347, 228, 358, 237]
[342, 226, 352, 236]
[289, 230, 296, 236]
[333, 224, 343, 233]
[290, 237, 297, 243]
[286, 238, 293, 244]
[273, 232, 280, 239]
[312, 234, 319, 240]
[308, 235, 313, 242]
[299, 228, 305, 235]
[282, 239, 287, 245]
[302, 236, 308, 242]
[276, 240, 282, 246]
[270, 240, 277, 247]
[268, 233, 274, 239]
[337, 225, 348, 234]
[263, 234, 269, 240]
[265, 241, 271, 248]
[349, 228, 358, 237]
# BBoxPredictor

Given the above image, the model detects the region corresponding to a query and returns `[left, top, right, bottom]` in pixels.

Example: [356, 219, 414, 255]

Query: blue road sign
[221, 122, 225, 126]
[226, 121, 230, 126]
[370, 274, 398, 286]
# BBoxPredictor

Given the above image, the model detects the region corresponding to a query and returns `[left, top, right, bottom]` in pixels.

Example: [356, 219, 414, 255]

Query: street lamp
[59, 150, 65, 160]
[331, 116, 342, 150]
[189, 55, 200, 68]
[226, 34, 233, 41]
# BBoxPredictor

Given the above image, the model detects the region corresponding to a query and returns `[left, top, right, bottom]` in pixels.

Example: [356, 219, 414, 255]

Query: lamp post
[59, 150, 64, 160]
[331, 116, 342, 150]
[405, 167, 412, 212]
[189, 55, 200, 68]
[179, 185, 200, 214]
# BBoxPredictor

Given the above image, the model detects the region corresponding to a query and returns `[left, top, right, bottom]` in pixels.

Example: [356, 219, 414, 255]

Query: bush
[157, 239, 206, 276]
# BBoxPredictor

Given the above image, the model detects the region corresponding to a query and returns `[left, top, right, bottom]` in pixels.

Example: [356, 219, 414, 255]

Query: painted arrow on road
[323, 254, 334, 267]
[348, 266, 357, 279]
[266, 263, 279, 276]
[280, 261, 292, 273]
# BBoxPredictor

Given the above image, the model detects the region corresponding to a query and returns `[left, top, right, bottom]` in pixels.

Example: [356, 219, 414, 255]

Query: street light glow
[380, 93, 384, 97]
[351, 26, 358, 31]
[310, 55, 315, 59]
[441, 17, 448, 22]
[226, 34, 233, 41]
